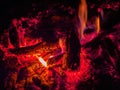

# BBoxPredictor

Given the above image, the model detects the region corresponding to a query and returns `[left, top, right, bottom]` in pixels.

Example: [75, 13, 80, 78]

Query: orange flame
[78, 0, 87, 39]
[38, 57, 47, 67]
[95, 16, 100, 33]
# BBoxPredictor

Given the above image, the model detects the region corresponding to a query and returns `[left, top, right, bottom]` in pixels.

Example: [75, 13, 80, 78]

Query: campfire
[0, 0, 120, 90]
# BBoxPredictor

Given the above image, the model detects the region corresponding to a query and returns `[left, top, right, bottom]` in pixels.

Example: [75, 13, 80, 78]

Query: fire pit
[0, 0, 120, 90]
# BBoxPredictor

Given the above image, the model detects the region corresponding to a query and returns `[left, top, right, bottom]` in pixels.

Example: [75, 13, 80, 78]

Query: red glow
[0, 0, 119, 90]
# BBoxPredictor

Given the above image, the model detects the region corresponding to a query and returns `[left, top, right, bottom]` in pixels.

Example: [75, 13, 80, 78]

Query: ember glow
[38, 57, 47, 67]
[0, 0, 120, 90]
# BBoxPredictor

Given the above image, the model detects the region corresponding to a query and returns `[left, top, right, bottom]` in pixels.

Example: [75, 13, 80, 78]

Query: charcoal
[2, 56, 19, 73]
[9, 27, 19, 48]
[32, 77, 41, 87]
[0, 49, 4, 60]
[66, 29, 80, 70]
[0, 50, 5, 89]
[22, 21, 29, 28]
[0, 34, 8, 48]
[101, 37, 118, 58]
[76, 79, 93, 90]
[17, 67, 28, 82]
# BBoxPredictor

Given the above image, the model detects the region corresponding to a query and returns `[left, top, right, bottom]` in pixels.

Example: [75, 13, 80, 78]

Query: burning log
[9, 42, 59, 55]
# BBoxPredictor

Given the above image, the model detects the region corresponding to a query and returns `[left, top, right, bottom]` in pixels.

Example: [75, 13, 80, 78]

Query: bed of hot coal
[0, 0, 120, 90]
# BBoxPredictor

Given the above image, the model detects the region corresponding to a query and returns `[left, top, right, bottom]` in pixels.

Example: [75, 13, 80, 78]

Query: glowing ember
[38, 57, 47, 67]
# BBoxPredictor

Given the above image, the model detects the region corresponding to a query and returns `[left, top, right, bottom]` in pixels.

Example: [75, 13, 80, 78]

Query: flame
[59, 37, 66, 53]
[38, 57, 47, 67]
[78, 0, 87, 39]
[95, 16, 100, 33]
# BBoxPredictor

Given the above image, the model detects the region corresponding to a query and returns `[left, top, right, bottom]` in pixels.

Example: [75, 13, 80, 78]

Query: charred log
[9, 27, 19, 48]
[66, 29, 80, 70]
